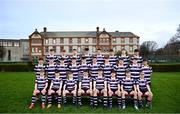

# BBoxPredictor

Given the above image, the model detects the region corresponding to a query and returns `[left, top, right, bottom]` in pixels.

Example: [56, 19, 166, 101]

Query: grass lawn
[0, 72, 180, 113]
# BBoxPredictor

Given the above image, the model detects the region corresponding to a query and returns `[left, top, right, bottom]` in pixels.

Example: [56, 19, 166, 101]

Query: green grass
[0, 72, 180, 113]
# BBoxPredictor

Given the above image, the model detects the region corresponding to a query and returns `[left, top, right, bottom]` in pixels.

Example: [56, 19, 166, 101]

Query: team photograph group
[28, 48, 153, 110]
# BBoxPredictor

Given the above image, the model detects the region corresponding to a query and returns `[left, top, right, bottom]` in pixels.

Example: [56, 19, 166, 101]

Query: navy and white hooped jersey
[34, 64, 46, 77]
[89, 63, 100, 79]
[141, 65, 152, 84]
[109, 55, 118, 66]
[114, 65, 126, 81]
[81, 77, 92, 89]
[57, 55, 69, 65]
[119, 55, 130, 67]
[95, 77, 106, 90]
[131, 56, 143, 65]
[101, 64, 113, 79]
[65, 79, 77, 90]
[69, 55, 81, 65]
[79, 63, 90, 77]
[52, 77, 62, 89]
[137, 78, 148, 91]
[45, 64, 56, 80]
[69, 64, 80, 81]
[122, 77, 135, 91]
[129, 64, 141, 81]
[56, 64, 69, 81]
[84, 54, 92, 65]
[35, 76, 48, 90]
[108, 78, 119, 90]
[96, 54, 104, 66]
[46, 54, 57, 63]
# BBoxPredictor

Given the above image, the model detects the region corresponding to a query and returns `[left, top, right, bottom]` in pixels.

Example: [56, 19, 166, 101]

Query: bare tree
[140, 41, 158, 56]
[163, 24, 180, 55]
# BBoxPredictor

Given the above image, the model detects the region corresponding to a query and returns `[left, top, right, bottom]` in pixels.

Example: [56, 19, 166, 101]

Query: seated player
[47, 70, 63, 108]
[141, 59, 153, 86]
[29, 69, 48, 109]
[78, 69, 93, 106]
[137, 71, 153, 108]
[62, 71, 77, 104]
[108, 70, 121, 109]
[121, 70, 138, 110]
[93, 68, 108, 108]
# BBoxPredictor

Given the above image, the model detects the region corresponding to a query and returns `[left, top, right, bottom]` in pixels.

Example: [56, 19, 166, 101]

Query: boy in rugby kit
[109, 49, 117, 66]
[101, 56, 113, 80]
[62, 71, 77, 104]
[47, 70, 63, 108]
[29, 69, 48, 109]
[107, 70, 121, 109]
[137, 71, 153, 108]
[93, 69, 108, 108]
[78, 69, 93, 106]
[121, 70, 138, 110]
[34, 57, 46, 78]
[141, 59, 153, 85]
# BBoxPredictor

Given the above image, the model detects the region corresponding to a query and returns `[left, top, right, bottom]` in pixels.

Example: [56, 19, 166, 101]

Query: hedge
[0, 64, 180, 72]
[150, 64, 180, 72]
[0, 64, 34, 72]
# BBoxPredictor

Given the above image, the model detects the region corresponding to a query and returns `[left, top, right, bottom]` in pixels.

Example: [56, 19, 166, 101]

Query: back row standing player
[45, 48, 143, 68]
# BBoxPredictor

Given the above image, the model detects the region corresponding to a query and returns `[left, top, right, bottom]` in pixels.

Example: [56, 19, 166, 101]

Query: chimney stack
[43, 27, 47, 32]
[96, 27, 99, 33]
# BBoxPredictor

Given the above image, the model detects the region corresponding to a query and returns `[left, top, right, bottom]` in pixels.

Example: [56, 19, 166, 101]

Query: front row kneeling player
[121, 70, 139, 110]
[108, 70, 121, 109]
[62, 71, 77, 104]
[29, 69, 48, 109]
[47, 70, 63, 108]
[137, 71, 153, 108]
[78, 69, 93, 106]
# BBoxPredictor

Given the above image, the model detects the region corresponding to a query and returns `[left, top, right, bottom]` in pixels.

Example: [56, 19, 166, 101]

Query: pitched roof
[40, 31, 96, 37]
[39, 31, 139, 38]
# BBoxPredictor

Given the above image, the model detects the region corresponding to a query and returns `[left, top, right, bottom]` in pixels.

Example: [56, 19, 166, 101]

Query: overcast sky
[1, 0, 180, 47]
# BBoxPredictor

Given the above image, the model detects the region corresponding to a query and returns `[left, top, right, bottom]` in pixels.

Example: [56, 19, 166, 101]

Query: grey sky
[1, 0, 180, 47]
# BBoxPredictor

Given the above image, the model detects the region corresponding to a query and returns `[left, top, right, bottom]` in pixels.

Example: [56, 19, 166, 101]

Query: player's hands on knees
[57, 90, 61, 95]
[42, 89, 46, 94]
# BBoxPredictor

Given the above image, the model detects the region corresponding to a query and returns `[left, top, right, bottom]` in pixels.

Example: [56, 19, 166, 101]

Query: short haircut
[50, 49, 54, 52]
[73, 49, 77, 51]
[104, 55, 109, 59]
[38, 57, 43, 61]
[97, 48, 101, 51]
[84, 48, 89, 51]
[62, 49, 66, 52]
[109, 49, 114, 52]
[134, 49, 139, 52]
[111, 69, 116, 74]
